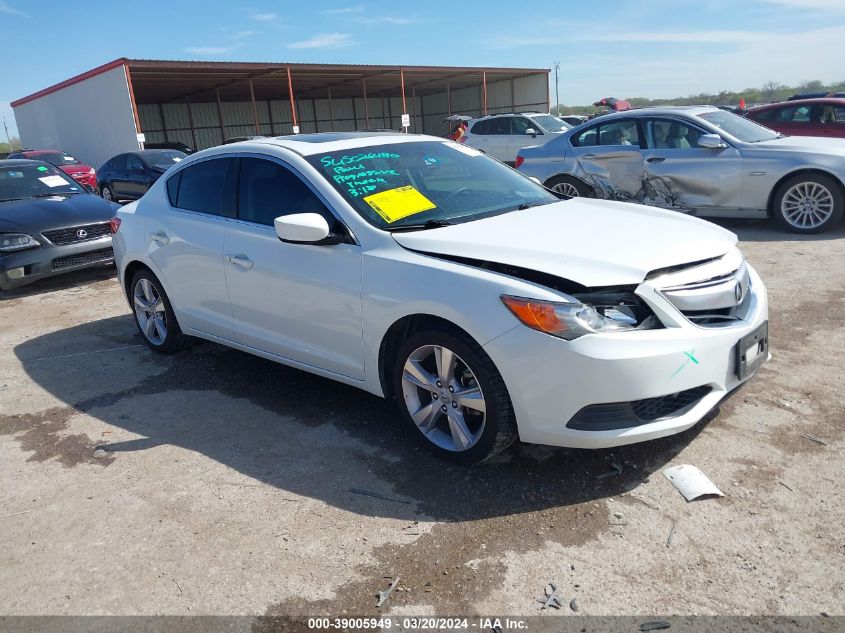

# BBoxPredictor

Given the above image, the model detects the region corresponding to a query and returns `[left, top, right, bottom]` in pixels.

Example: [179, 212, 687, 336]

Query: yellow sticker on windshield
[363, 186, 436, 223]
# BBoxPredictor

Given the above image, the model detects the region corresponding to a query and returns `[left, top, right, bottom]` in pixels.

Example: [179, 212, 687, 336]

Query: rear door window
[572, 125, 600, 147]
[172, 158, 235, 216]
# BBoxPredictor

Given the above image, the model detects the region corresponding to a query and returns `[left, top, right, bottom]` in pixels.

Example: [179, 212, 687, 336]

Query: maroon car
[744, 98, 845, 139]
[6, 149, 97, 189]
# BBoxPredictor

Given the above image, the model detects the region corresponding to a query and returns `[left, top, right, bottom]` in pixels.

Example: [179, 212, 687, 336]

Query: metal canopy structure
[12, 58, 550, 164]
[126, 59, 546, 103]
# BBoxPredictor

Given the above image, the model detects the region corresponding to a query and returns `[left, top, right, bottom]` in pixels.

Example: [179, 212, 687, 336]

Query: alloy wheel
[781, 181, 834, 229]
[102, 187, 113, 201]
[400, 344, 486, 452]
[551, 181, 581, 197]
[133, 278, 168, 345]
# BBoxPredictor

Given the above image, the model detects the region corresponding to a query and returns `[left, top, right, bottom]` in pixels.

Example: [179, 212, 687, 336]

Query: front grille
[656, 256, 752, 328]
[43, 222, 111, 245]
[51, 247, 114, 271]
[567, 385, 712, 431]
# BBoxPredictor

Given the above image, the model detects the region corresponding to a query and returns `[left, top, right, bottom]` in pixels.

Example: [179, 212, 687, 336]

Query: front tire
[130, 270, 186, 354]
[392, 330, 517, 464]
[773, 173, 843, 233]
[546, 175, 593, 198]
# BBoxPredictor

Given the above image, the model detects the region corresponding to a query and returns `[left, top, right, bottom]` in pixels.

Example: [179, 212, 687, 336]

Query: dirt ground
[1, 219, 843, 621]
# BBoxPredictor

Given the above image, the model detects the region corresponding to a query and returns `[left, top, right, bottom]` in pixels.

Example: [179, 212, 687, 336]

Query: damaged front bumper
[483, 261, 769, 449]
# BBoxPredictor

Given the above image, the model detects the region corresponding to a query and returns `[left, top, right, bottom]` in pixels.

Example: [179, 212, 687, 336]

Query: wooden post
[447, 79, 452, 117]
[328, 86, 335, 131]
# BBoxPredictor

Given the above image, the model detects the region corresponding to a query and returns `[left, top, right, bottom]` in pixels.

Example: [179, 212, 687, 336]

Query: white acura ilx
[112, 132, 769, 463]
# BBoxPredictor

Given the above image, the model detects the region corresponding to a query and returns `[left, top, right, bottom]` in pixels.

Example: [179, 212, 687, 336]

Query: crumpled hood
[391, 199, 737, 287]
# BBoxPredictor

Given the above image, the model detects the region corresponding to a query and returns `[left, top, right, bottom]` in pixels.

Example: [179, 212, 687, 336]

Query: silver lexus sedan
[516, 106, 845, 233]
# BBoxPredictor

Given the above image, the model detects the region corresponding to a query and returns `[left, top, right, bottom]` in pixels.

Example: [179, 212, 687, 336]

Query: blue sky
[2, 0, 844, 138]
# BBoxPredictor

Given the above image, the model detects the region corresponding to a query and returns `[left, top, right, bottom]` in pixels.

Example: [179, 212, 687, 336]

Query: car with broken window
[516, 106, 845, 233]
[112, 132, 769, 464]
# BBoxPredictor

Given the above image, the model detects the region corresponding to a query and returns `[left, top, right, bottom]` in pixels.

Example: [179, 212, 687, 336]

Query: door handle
[226, 254, 254, 270]
[150, 230, 170, 245]
[647, 157, 666, 163]
[581, 153, 597, 158]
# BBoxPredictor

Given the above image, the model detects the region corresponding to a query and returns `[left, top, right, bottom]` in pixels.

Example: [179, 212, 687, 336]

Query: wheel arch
[377, 313, 481, 401]
[122, 260, 154, 303]
[543, 173, 594, 192]
[766, 168, 845, 216]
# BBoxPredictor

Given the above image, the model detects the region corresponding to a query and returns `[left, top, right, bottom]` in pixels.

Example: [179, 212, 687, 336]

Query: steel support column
[249, 79, 260, 135]
[482, 71, 488, 116]
[186, 98, 198, 150]
[215, 89, 225, 142]
[286, 67, 298, 132]
[363, 78, 370, 128]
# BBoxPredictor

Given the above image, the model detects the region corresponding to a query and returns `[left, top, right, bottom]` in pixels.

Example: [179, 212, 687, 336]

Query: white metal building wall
[13, 66, 139, 170]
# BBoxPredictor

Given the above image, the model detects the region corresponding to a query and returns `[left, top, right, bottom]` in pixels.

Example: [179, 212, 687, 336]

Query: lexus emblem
[734, 282, 744, 303]
[76, 229, 88, 239]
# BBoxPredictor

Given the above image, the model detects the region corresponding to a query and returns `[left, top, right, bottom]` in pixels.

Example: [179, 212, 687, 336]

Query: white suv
[462, 112, 571, 164]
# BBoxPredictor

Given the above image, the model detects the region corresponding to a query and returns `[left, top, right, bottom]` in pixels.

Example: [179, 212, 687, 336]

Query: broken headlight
[501, 291, 659, 341]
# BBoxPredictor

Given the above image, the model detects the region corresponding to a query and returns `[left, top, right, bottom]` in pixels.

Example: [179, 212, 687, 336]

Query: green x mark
[671, 349, 699, 378]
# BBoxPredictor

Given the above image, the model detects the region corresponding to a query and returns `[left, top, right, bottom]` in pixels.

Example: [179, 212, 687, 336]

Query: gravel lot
[1, 219, 843, 620]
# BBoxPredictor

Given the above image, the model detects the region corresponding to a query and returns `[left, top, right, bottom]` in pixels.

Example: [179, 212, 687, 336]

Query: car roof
[583, 105, 719, 121]
[19, 149, 63, 155]
[747, 97, 845, 111]
[0, 159, 53, 167]
[227, 131, 441, 156]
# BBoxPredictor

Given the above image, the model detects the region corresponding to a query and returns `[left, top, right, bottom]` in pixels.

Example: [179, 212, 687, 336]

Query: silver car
[516, 106, 845, 233]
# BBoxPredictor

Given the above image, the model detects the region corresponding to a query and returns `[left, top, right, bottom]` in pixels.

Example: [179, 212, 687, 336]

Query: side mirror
[697, 134, 727, 149]
[274, 213, 345, 245]
[525, 128, 538, 137]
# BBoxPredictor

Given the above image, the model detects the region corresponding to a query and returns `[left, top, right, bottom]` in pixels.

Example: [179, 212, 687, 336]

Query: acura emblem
[734, 282, 744, 303]
[76, 229, 88, 239]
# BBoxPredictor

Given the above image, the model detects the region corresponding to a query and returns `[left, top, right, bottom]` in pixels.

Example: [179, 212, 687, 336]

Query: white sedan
[112, 132, 769, 463]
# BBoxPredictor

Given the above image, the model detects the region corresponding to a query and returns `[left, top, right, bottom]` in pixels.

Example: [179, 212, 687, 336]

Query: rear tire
[101, 185, 117, 203]
[392, 329, 517, 464]
[773, 173, 843, 233]
[546, 175, 593, 198]
[129, 270, 186, 354]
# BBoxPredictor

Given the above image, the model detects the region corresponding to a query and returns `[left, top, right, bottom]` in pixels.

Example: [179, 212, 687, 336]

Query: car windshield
[307, 140, 558, 229]
[145, 151, 186, 169]
[531, 115, 571, 133]
[36, 152, 80, 166]
[697, 110, 779, 143]
[0, 164, 81, 201]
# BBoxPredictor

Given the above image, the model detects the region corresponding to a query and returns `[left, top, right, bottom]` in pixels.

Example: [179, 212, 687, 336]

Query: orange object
[739, 98, 746, 109]
[501, 296, 565, 334]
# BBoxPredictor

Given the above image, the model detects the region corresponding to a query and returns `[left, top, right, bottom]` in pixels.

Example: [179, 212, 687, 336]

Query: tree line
[556, 79, 845, 115]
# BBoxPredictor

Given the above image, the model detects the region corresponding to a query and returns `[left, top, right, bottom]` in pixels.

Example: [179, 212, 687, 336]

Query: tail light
[514, 155, 525, 169]
[109, 217, 121, 234]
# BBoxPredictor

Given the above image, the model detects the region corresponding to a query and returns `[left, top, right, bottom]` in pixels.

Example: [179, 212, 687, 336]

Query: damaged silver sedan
[516, 106, 845, 233]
